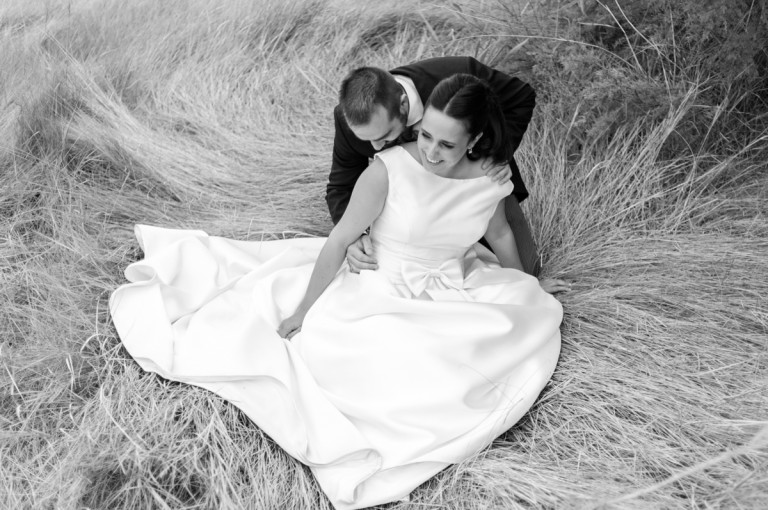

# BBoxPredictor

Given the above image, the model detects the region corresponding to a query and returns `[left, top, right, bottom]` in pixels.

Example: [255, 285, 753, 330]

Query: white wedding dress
[110, 146, 563, 509]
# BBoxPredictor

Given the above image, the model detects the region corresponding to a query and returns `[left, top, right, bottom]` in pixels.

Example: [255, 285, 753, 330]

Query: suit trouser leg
[504, 194, 541, 277]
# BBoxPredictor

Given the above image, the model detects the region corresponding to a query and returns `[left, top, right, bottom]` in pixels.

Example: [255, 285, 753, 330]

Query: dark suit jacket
[327, 56, 536, 224]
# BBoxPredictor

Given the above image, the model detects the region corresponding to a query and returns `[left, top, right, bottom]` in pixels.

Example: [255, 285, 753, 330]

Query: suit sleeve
[327, 106, 371, 224]
[466, 57, 536, 153]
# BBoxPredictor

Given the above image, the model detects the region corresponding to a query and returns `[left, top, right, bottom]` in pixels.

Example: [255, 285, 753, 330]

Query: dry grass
[1, 0, 766, 508]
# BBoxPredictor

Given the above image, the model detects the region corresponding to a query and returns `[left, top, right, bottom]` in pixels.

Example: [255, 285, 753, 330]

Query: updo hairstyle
[425, 74, 511, 165]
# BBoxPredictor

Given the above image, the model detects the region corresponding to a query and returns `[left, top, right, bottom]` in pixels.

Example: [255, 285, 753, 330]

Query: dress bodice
[370, 146, 514, 291]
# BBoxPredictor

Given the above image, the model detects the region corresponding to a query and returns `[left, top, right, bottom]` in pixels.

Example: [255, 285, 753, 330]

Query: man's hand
[481, 161, 512, 183]
[346, 233, 377, 273]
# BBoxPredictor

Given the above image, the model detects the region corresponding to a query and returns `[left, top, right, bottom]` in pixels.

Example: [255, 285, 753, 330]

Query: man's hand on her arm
[481, 161, 512, 183]
[346, 233, 378, 273]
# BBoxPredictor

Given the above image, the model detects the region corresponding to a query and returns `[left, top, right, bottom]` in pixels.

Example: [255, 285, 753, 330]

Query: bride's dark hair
[425, 74, 511, 165]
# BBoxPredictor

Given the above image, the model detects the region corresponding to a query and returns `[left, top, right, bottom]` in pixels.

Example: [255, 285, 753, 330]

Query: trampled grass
[1, 0, 766, 508]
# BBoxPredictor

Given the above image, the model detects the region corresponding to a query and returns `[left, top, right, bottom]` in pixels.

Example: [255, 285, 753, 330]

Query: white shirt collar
[393, 75, 423, 127]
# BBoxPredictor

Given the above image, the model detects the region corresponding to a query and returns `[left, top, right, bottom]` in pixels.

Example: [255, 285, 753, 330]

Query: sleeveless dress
[110, 146, 563, 510]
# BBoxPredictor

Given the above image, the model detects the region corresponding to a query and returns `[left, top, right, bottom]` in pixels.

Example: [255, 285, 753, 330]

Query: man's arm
[466, 57, 536, 153]
[465, 57, 535, 203]
[327, 106, 372, 224]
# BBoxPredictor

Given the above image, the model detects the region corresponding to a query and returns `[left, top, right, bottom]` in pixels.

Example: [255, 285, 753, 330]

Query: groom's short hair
[339, 67, 402, 126]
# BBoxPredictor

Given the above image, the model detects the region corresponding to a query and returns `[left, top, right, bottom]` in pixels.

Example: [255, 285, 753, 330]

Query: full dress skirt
[110, 146, 563, 509]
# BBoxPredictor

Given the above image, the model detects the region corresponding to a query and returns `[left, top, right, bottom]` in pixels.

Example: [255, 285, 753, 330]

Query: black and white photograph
[1, 0, 766, 508]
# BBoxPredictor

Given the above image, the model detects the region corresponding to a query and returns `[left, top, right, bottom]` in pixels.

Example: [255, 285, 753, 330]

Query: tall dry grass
[1, 0, 766, 508]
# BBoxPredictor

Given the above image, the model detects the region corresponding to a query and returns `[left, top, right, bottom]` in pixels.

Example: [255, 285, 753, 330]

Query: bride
[110, 73, 566, 509]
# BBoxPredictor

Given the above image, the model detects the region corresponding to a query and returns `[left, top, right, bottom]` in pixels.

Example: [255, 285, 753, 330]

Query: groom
[327, 56, 540, 276]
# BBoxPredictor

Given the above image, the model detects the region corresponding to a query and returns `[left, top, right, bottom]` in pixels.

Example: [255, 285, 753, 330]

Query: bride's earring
[468, 146, 473, 155]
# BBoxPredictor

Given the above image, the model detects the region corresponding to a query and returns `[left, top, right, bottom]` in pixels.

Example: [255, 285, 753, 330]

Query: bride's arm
[484, 199, 572, 294]
[278, 160, 389, 339]
[483, 199, 524, 272]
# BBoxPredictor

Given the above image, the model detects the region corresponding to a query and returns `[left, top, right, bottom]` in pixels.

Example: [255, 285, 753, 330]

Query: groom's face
[349, 100, 408, 151]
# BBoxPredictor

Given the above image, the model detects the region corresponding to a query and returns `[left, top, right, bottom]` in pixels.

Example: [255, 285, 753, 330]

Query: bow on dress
[400, 258, 473, 301]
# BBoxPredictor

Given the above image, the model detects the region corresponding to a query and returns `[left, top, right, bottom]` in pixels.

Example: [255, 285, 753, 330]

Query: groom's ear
[399, 94, 409, 115]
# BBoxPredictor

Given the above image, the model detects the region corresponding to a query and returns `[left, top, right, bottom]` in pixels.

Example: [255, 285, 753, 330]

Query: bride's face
[417, 106, 475, 171]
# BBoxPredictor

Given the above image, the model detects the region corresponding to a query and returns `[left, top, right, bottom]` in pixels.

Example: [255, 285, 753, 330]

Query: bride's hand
[539, 278, 571, 294]
[278, 312, 305, 340]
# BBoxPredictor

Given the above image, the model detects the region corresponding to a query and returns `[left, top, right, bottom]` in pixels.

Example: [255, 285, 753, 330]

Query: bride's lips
[423, 152, 442, 165]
